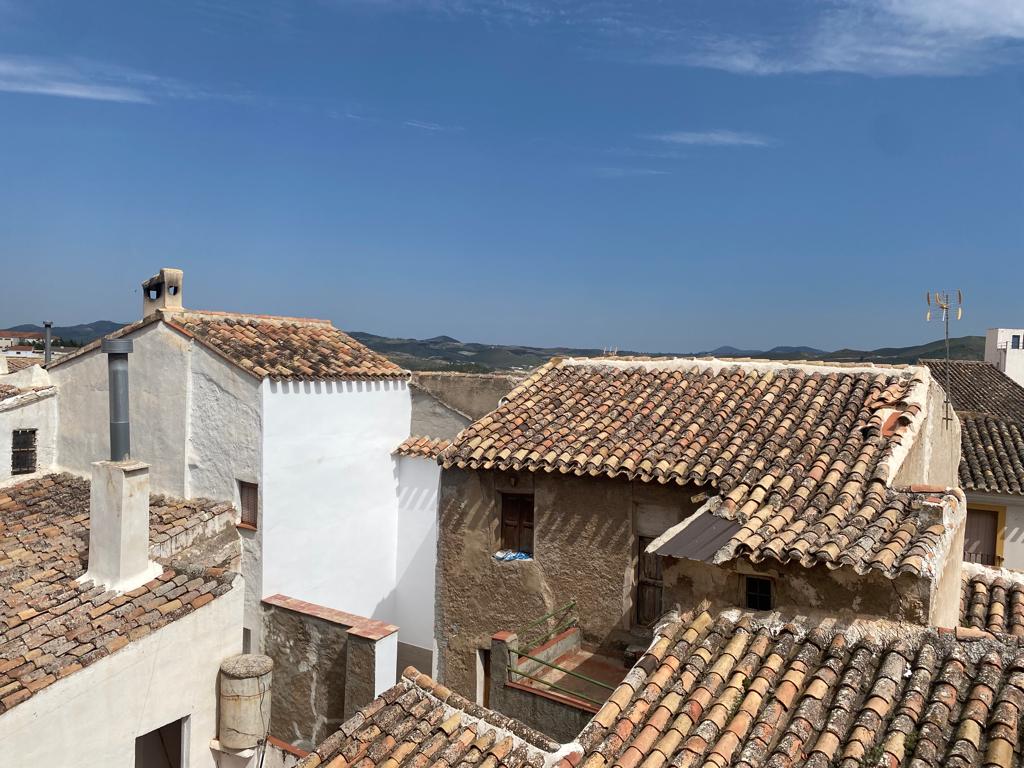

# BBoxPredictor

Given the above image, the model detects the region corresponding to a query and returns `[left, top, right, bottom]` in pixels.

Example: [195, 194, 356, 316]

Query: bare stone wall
[435, 468, 702, 700]
[263, 603, 349, 751]
[410, 372, 522, 421]
[662, 556, 933, 625]
[410, 386, 471, 440]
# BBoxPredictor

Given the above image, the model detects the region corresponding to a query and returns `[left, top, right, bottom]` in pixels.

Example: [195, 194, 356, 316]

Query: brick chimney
[141, 267, 184, 317]
[84, 337, 161, 593]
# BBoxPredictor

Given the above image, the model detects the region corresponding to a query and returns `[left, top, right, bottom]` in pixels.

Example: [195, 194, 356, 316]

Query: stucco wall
[261, 378, 411, 621]
[410, 372, 522, 421]
[892, 378, 961, 490]
[395, 455, 440, 660]
[0, 582, 243, 766]
[49, 322, 191, 495]
[435, 469, 700, 699]
[662, 556, 933, 625]
[966, 491, 1024, 570]
[410, 386, 471, 440]
[0, 390, 57, 485]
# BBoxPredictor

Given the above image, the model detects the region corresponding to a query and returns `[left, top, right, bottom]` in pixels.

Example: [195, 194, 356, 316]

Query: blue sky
[0, 0, 1021, 352]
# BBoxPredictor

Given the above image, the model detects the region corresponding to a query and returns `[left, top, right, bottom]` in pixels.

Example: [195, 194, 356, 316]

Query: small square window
[239, 481, 258, 528]
[1013, 335, 1021, 350]
[744, 576, 773, 611]
[500, 493, 534, 556]
[11, 429, 37, 475]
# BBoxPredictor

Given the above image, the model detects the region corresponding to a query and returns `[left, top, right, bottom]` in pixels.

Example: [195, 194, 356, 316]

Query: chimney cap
[101, 338, 134, 354]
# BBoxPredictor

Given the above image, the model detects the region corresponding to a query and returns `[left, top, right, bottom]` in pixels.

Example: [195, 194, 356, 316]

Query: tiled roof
[442, 358, 950, 577]
[0, 474, 235, 714]
[962, 564, 1024, 637]
[0, 385, 56, 411]
[3, 357, 38, 373]
[296, 667, 558, 768]
[922, 359, 1024, 421]
[48, 310, 408, 381]
[395, 435, 452, 459]
[557, 607, 1024, 768]
[959, 415, 1024, 495]
[0, 384, 20, 402]
[920, 360, 1024, 496]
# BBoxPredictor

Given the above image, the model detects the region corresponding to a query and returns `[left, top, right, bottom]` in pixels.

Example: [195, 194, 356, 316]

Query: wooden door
[636, 536, 663, 627]
[964, 509, 999, 566]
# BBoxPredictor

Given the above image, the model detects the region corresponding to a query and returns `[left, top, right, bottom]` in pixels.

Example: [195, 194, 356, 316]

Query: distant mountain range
[3, 321, 985, 372]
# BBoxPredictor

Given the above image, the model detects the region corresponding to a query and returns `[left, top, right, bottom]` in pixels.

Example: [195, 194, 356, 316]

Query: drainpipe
[43, 321, 52, 365]
[101, 338, 133, 461]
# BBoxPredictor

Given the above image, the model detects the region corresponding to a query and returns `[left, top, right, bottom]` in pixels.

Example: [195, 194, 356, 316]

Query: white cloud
[404, 119, 463, 132]
[647, 130, 772, 147]
[590, 166, 669, 179]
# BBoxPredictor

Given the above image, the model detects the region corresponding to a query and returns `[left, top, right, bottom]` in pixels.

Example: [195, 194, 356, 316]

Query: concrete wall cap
[220, 653, 274, 678]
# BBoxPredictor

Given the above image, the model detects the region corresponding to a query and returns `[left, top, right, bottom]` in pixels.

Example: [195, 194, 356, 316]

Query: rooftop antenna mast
[926, 289, 963, 426]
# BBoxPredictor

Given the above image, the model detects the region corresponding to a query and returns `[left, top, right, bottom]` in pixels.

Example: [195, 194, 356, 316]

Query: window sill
[236, 522, 258, 532]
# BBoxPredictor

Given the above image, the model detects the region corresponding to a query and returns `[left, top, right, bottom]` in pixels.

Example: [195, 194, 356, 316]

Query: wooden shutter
[636, 536, 663, 626]
[239, 481, 259, 528]
[500, 493, 534, 555]
[964, 509, 999, 565]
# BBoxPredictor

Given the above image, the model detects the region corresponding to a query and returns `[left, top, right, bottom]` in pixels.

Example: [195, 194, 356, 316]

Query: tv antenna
[926, 289, 963, 425]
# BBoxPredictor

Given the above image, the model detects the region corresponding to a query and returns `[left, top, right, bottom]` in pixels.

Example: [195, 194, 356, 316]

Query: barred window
[239, 481, 259, 528]
[12, 429, 36, 475]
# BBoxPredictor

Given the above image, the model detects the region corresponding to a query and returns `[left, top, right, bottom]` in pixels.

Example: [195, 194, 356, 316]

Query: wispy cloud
[336, 0, 1024, 77]
[646, 130, 772, 147]
[590, 166, 669, 179]
[0, 54, 247, 104]
[404, 119, 463, 132]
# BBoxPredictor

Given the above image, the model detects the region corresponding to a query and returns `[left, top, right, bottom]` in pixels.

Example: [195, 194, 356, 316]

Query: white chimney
[83, 337, 161, 593]
[141, 267, 184, 317]
[85, 460, 162, 593]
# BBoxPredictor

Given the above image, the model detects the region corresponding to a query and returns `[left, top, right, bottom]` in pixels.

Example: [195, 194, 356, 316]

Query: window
[636, 536, 664, 627]
[239, 481, 258, 528]
[1013, 335, 1022, 350]
[500, 493, 534, 556]
[242, 628, 252, 654]
[135, 716, 186, 767]
[964, 508, 1000, 566]
[11, 429, 37, 475]
[744, 576, 773, 611]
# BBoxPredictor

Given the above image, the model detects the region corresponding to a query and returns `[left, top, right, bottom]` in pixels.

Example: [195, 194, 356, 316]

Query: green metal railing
[506, 600, 615, 707]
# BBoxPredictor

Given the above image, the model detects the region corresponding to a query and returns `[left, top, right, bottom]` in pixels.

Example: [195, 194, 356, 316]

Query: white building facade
[986, 327, 1024, 389]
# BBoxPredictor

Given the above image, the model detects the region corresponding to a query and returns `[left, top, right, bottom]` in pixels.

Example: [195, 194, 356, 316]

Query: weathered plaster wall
[0, 389, 57, 485]
[49, 322, 191, 495]
[263, 603, 350, 750]
[187, 343, 263, 647]
[261, 379, 410, 621]
[410, 386, 471, 439]
[893, 378, 961, 489]
[410, 373, 522, 421]
[395, 454, 439, 665]
[0, 581, 243, 767]
[435, 469, 699, 699]
[661, 557, 932, 625]
[930, 520, 966, 628]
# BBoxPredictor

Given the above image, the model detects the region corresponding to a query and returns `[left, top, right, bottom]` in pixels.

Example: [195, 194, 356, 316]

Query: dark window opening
[1013, 335, 1021, 350]
[636, 536, 664, 627]
[12, 429, 37, 475]
[500, 493, 534, 556]
[242, 628, 252, 654]
[964, 508, 999, 566]
[239, 481, 258, 528]
[135, 717, 185, 768]
[745, 576, 773, 611]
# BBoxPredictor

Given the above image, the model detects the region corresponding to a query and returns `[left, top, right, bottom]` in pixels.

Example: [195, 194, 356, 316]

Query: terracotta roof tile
[920, 360, 1024, 495]
[442, 358, 946, 576]
[961, 564, 1024, 637]
[48, 310, 408, 381]
[297, 667, 558, 768]
[0, 474, 236, 715]
[395, 436, 452, 459]
[3, 358, 38, 373]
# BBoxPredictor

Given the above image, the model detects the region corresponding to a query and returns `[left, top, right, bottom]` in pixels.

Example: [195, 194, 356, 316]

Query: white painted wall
[395, 455, 440, 653]
[49, 322, 191, 495]
[261, 379, 411, 622]
[0, 582, 243, 767]
[0, 389, 58, 486]
[985, 328, 1024, 389]
[969, 491, 1024, 570]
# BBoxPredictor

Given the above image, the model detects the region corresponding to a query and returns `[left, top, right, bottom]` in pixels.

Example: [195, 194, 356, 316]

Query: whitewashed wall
[395, 454, 440, 655]
[261, 378, 411, 621]
[0, 389, 58, 485]
[0, 583, 243, 767]
[49, 322, 191, 495]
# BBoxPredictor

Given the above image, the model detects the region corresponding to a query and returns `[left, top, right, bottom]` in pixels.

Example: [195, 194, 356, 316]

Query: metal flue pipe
[101, 338, 133, 461]
[43, 321, 52, 365]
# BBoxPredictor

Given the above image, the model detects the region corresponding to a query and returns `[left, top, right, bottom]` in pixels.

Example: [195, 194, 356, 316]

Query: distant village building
[986, 327, 1024, 389]
[922, 359, 1024, 569]
[433, 356, 963, 733]
[0, 329, 44, 349]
